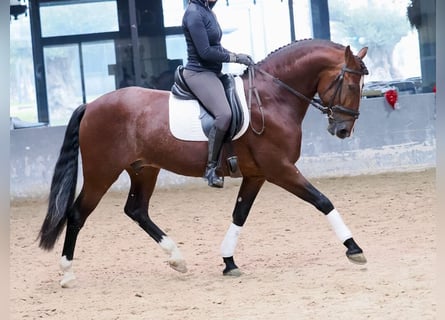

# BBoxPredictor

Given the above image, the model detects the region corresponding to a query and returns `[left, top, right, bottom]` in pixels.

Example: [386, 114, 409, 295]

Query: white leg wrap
[326, 209, 352, 243]
[220, 223, 242, 258]
[59, 256, 76, 288]
[159, 236, 187, 273]
[159, 236, 183, 261]
[60, 255, 72, 272]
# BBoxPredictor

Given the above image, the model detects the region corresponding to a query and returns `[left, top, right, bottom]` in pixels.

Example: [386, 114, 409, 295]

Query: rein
[247, 66, 265, 134]
[246, 64, 366, 134]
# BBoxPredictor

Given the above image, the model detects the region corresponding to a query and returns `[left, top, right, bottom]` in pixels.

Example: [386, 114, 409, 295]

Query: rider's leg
[204, 125, 226, 187]
[182, 70, 231, 187]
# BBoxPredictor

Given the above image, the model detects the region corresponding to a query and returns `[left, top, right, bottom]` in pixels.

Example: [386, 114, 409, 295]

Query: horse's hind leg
[221, 177, 265, 276]
[124, 167, 187, 273]
[59, 185, 110, 287]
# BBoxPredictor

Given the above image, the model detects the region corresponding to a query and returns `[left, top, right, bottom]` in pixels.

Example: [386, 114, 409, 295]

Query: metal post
[310, 0, 331, 40]
[128, 0, 142, 86]
[78, 43, 86, 104]
[288, 0, 296, 42]
[28, 0, 49, 123]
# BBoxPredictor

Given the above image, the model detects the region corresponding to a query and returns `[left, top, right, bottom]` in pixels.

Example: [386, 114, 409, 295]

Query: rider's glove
[229, 53, 254, 66]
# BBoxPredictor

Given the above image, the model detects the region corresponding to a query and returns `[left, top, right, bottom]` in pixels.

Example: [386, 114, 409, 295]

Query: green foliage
[330, 0, 409, 47]
[329, 0, 413, 79]
[406, 0, 421, 29]
[329, 0, 411, 50]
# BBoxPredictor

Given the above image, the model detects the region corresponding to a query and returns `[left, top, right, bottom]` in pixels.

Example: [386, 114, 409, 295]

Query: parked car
[404, 76, 423, 93]
[362, 81, 396, 98]
[362, 78, 420, 98]
[387, 80, 417, 95]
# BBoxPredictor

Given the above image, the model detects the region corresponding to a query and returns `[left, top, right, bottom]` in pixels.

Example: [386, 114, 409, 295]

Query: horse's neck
[260, 47, 339, 95]
[240, 48, 340, 127]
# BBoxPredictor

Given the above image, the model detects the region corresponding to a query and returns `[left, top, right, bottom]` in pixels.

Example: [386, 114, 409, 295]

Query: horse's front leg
[268, 164, 366, 265]
[221, 177, 265, 276]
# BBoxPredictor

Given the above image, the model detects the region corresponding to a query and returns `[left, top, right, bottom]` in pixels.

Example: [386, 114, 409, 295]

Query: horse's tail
[38, 104, 86, 250]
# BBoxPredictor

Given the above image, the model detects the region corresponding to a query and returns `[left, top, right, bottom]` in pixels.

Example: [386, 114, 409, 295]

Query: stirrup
[204, 166, 224, 188]
[226, 156, 242, 177]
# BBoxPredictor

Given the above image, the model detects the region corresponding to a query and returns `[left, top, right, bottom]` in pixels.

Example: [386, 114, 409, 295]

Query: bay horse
[38, 39, 369, 287]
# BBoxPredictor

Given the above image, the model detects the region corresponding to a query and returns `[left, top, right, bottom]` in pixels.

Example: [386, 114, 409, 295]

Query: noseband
[252, 65, 366, 121]
[320, 66, 365, 120]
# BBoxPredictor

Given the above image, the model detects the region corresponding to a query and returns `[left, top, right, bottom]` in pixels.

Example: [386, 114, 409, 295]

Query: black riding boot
[204, 126, 226, 188]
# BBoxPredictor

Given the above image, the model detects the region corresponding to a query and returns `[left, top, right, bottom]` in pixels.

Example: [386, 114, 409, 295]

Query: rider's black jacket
[182, 0, 232, 74]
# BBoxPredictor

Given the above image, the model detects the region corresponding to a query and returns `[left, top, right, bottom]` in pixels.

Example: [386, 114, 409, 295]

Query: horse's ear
[357, 47, 368, 59]
[344, 45, 354, 65]
[345, 45, 368, 64]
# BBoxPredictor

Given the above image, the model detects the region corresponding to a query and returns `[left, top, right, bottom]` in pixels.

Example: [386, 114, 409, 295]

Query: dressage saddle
[171, 66, 244, 141]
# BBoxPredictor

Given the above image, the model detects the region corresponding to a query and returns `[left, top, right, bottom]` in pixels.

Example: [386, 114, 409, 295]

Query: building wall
[10, 93, 436, 200]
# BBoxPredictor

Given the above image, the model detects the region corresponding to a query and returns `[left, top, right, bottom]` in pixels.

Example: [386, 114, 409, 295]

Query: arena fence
[10, 93, 436, 199]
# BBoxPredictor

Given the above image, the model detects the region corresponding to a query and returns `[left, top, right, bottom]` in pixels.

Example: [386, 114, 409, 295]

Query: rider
[182, 0, 253, 188]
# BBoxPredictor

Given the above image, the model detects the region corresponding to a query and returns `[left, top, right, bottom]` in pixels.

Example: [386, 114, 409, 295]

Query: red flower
[384, 89, 398, 109]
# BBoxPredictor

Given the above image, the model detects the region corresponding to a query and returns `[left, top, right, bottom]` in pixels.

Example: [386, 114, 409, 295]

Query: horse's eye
[347, 84, 360, 92]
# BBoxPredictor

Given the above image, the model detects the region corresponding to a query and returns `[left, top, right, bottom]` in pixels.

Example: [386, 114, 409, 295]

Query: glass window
[40, 1, 119, 37]
[165, 34, 187, 64]
[10, 14, 38, 123]
[162, 0, 186, 27]
[216, 0, 293, 74]
[292, 0, 313, 39]
[44, 44, 82, 125]
[82, 41, 117, 102]
[331, 0, 421, 80]
[43, 41, 117, 125]
[328, 0, 426, 95]
[163, 0, 313, 75]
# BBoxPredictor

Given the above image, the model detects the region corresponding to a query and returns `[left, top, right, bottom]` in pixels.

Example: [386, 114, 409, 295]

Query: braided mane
[256, 38, 368, 75]
[258, 38, 313, 63]
[257, 38, 341, 64]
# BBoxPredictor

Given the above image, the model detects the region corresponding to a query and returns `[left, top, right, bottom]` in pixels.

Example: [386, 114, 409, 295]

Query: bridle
[318, 65, 366, 120]
[246, 64, 367, 134]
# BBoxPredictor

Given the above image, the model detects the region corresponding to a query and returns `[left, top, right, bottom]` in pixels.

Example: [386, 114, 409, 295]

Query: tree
[329, 0, 412, 80]
[406, 0, 421, 29]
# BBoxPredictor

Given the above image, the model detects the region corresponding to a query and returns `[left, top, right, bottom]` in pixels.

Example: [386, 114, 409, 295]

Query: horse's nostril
[338, 129, 349, 138]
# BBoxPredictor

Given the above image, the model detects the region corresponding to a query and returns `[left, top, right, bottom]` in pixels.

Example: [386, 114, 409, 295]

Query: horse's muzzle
[327, 121, 351, 139]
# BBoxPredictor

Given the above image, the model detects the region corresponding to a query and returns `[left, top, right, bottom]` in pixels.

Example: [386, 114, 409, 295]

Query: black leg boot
[204, 126, 226, 188]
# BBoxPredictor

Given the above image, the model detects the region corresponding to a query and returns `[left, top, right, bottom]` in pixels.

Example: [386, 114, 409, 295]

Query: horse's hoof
[60, 271, 76, 288]
[223, 268, 242, 277]
[347, 252, 367, 265]
[168, 259, 188, 273]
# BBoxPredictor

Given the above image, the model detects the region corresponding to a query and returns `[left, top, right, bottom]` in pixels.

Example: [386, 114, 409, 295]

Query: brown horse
[38, 39, 369, 287]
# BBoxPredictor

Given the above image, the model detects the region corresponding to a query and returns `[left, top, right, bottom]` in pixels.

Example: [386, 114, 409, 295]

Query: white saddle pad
[168, 76, 250, 141]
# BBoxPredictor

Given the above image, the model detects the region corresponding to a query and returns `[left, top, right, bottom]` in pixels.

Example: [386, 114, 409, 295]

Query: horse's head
[318, 46, 368, 139]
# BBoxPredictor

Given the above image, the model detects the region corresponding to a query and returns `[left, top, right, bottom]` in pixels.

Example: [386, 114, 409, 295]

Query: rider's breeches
[182, 69, 231, 132]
